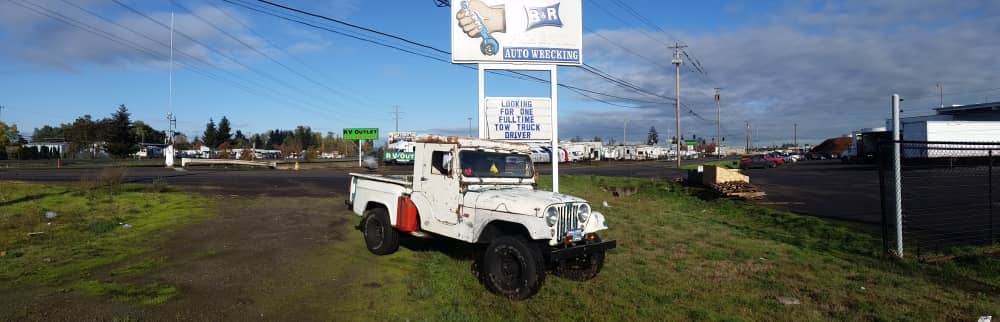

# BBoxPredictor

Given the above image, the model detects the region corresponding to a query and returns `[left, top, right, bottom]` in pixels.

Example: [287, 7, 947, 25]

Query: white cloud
[0, 1, 327, 71]
[562, 0, 1000, 145]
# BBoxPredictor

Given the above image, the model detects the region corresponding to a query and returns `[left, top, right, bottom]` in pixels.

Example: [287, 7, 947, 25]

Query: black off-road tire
[554, 234, 606, 281]
[362, 208, 399, 255]
[554, 250, 605, 281]
[482, 236, 545, 300]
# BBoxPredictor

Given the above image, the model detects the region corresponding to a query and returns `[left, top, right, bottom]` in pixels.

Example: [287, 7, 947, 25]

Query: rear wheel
[362, 208, 399, 255]
[482, 236, 545, 300]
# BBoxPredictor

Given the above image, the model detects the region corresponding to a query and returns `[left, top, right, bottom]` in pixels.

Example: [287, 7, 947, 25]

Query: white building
[23, 141, 68, 156]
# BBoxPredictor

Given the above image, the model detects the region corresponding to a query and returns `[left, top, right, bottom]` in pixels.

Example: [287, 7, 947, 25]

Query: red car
[764, 154, 784, 166]
[740, 155, 777, 169]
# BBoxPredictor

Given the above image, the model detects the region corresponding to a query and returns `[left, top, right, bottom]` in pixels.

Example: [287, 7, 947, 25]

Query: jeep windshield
[458, 151, 534, 178]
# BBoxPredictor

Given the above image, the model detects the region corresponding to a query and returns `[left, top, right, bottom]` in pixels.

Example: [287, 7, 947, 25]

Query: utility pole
[169, 13, 174, 118]
[714, 88, 721, 159]
[745, 121, 751, 154]
[793, 123, 798, 149]
[390, 105, 402, 133]
[467, 117, 472, 137]
[936, 83, 943, 108]
[622, 119, 627, 145]
[670, 43, 686, 168]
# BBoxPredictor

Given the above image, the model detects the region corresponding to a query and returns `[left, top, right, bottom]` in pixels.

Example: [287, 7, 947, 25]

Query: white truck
[347, 135, 617, 299]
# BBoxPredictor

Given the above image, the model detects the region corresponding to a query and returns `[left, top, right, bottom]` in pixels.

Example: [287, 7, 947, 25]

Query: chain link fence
[879, 141, 999, 258]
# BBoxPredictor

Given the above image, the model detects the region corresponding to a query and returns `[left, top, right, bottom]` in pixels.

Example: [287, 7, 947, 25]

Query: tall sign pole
[670, 43, 686, 168]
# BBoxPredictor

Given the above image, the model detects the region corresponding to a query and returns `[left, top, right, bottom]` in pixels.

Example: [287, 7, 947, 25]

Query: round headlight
[546, 207, 558, 226]
[577, 203, 591, 222]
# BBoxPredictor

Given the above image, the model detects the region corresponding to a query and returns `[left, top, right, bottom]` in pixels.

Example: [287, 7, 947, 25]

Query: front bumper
[548, 239, 617, 262]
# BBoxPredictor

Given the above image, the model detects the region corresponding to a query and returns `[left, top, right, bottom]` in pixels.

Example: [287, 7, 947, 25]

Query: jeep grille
[555, 203, 580, 238]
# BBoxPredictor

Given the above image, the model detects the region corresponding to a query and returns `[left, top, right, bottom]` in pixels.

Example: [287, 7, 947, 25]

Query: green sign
[343, 128, 378, 140]
[684, 140, 697, 146]
[384, 151, 415, 162]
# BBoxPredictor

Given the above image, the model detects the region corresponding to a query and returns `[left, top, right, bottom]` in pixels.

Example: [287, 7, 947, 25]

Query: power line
[241, 0, 730, 136]
[172, 0, 361, 113]
[255, 0, 450, 56]
[32, 0, 345, 122]
[608, 0, 717, 84]
[583, 26, 673, 71]
[204, 0, 386, 109]
[110, 0, 345, 117]
[222, 0, 454, 64]
[228, 0, 671, 109]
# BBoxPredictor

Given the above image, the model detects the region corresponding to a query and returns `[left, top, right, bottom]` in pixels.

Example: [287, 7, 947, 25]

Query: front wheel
[362, 208, 399, 255]
[554, 240, 606, 281]
[482, 236, 545, 300]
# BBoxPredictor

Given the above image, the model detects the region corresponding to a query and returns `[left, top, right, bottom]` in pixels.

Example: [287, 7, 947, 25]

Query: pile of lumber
[711, 181, 766, 199]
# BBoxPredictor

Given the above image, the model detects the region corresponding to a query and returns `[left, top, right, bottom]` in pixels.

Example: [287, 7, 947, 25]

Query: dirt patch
[1, 196, 353, 321]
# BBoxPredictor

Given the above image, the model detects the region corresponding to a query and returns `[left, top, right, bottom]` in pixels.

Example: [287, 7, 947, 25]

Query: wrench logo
[457, 0, 504, 56]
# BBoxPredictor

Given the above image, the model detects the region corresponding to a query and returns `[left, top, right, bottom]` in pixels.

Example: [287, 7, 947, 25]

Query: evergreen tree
[647, 126, 659, 145]
[234, 130, 247, 148]
[32, 125, 64, 141]
[104, 104, 139, 158]
[217, 116, 233, 147]
[203, 118, 217, 148]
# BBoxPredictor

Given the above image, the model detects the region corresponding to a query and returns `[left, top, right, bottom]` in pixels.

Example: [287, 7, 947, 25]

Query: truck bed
[349, 173, 413, 187]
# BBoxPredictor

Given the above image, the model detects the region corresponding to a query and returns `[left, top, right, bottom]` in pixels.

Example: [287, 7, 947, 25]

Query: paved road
[0, 160, 883, 226]
[0, 167, 353, 197]
[744, 160, 883, 224]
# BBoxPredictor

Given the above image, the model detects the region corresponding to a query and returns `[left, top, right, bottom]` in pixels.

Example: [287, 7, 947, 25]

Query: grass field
[2, 176, 998, 320]
[0, 180, 213, 303]
[275, 175, 999, 321]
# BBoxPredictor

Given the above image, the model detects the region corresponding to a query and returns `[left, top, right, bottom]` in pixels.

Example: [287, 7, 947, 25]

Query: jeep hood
[473, 188, 587, 216]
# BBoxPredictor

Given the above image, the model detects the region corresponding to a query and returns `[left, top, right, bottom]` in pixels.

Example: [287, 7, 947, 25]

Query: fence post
[990, 149, 994, 245]
[892, 94, 903, 258]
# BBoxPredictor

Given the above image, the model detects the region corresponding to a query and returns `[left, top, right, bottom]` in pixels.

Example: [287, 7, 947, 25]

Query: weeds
[76, 280, 179, 305]
[0, 181, 213, 288]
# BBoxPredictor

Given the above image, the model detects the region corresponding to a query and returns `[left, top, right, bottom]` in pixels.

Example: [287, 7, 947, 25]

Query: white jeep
[347, 135, 617, 299]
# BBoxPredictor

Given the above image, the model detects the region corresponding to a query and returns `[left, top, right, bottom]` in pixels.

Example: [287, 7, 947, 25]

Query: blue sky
[1, 0, 998, 146]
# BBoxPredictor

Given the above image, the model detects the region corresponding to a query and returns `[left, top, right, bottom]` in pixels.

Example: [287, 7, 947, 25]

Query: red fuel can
[396, 196, 419, 232]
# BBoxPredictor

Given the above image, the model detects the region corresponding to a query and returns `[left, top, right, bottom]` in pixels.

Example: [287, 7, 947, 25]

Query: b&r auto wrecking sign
[451, 0, 582, 65]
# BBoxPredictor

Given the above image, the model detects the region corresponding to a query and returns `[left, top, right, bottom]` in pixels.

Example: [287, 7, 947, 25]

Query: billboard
[451, 0, 582, 65]
[343, 128, 378, 140]
[485, 97, 551, 141]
